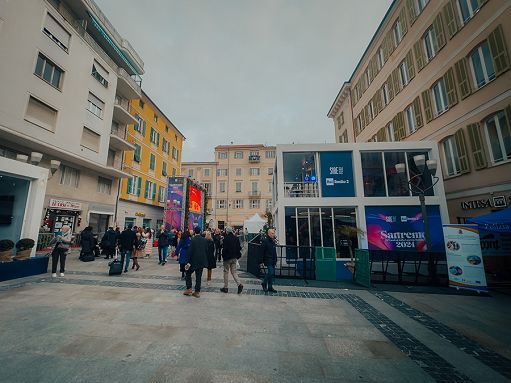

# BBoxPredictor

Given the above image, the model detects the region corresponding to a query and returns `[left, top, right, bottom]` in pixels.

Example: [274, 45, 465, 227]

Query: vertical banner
[443, 224, 487, 292]
[165, 177, 185, 231]
[319, 151, 355, 197]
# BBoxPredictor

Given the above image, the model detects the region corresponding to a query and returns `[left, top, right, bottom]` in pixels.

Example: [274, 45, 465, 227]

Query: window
[159, 186, 165, 202]
[233, 199, 243, 209]
[144, 180, 156, 200]
[34, 53, 63, 89]
[150, 128, 160, 145]
[250, 151, 260, 156]
[457, 0, 481, 24]
[172, 147, 179, 160]
[218, 152, 228, 159]
[91, 60, 108, 87]
[386, 123, 395, 142]
[266, 200, 273, 209]
[204, 183, 211, 195]
[399, 61, 409, 87]
[43, 13, 70, 52]
[432, 78, 449, 115]
[217, 168, 228, 177]
[59, 165, 80, 187]
[415, 0, 429, 14]
[251, 181, 258, 192]
[188, 169, 193, 178]
[361, 152, 386, 197]
[235, 182, 242, 192]
[86, 92, 104, 119]
[377, 47, 385, 69]
[81, 127, 100, 152]
[216, 200, 226, 209]
[265, 150, 275, 159]
[162, 138, 170, 154]
[268, 181, 273, 193]
[154, 114, 158, 123]
[469, 42, 495, 89]
[172, 168, 176, 176]
[405, 104, 417, 134]
[393, 19, 403, 46]
[127, 175, 141, 196]
[25, 96, 57, 131]
[162, 162, 167, 176]
[484, 111, 511, 164]
[250, 199, 260, 209]
[235, 168, 242, 176]
[149, 153, 156, 171]
[424, 28, 437, 61]
[133, 143, 141, 162]
[234, 151, 243, 159]
[97, 176, 112, 194]
[219, 182, 226, 193]
[384, 152, 409, 196]
[124, 217, 136, 229]
[267, 167, 273, 175]
[204, 168, 210, 177]
[443, 136, 461, 176]
[382, 83, 390, 106]
[134, 115, 146, 135]
[165, 126, 169, 133]
[340, 130, 349, 143]
[250, 168, 260, 176]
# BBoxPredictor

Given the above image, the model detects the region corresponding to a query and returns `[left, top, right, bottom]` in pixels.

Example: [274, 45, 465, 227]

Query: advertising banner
[167, 177, 184, 210]
[443, 224, 487, 292]
[189, 186, 202, 213]
[365, 205, 444, 252]
[188, 212, 204, 231]
[319, 151, 355, 197]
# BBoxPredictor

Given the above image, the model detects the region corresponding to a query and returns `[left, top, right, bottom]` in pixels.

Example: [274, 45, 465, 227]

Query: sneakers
[220, 287, 228, 293]
[268, 288, 277, 293]
[192, 291, 200, 298]
[261, 283, 267, 292]
[237, 284, 244, 294]
[60, 272, 65, 277]
[158, 261, 162, 265]
[51, 273, 57, 278]
[207, 281, 211, 286]
[183, 288, 193, 296]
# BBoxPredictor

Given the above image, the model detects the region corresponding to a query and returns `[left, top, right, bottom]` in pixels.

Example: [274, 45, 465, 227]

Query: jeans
[223, 258, 241, 288]
[158, 246, 168, 263]
[51, 249, 67, 273]
[186, 268, 203, 292]
[120, 249, 132, 271]
[263, 264, 275, 289]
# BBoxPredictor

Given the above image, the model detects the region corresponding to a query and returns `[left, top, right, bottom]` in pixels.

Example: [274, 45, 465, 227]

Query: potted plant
[336, 225, 365, 274]
[0, 240, 14, 262]
[14, 238, 35, 260]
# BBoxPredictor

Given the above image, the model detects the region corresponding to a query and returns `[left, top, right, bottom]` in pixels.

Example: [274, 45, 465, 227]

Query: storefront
[117, 200, 164, 230]
[43, 198, 82, 234]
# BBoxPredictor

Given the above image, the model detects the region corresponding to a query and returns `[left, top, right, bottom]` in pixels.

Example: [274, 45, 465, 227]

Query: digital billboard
[189, 186, 202, 213]
[365, 205, 444, 252]
[319, 151, 355, 197]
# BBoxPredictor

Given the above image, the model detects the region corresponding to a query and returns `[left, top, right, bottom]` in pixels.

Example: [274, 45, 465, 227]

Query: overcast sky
[95, 0, 392, 162]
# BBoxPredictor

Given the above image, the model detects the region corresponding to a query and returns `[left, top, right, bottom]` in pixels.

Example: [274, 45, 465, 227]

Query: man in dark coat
[156, 225, 171, 265]
[260, 228, 278, 293]
[220, 227, 243, 294]
[101, 227, 117, 259]
[213, 229, 223, 262]
[119, 225, 136, 273]
[79, 226, 94, 260]
[183, 226, 209, 298]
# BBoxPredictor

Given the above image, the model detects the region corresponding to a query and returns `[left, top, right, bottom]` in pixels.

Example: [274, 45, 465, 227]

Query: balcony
[284, 182, 319, 198]
[249, 191, 261, 198]
[116, 67, 142, 99]
[110, 125, 134, 151]
[113, 96, 137, 125]
[249, 155, 260, 163]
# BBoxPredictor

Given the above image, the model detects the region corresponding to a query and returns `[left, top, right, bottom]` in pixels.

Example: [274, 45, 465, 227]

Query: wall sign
[135, 212, 145, 217]
[319, 151, 355, 197]
[48, 198, 81, 210]
[493, 196, 507, 208]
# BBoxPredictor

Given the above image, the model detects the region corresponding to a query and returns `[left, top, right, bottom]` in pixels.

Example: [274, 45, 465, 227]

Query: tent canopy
[467, 207, 511, 233]
[243, 214, 266, 233]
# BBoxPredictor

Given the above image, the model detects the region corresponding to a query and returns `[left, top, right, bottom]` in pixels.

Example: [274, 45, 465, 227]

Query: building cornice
[327, 82, 351, 118]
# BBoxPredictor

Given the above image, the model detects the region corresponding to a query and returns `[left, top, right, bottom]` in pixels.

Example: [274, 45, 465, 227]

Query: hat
[194, 226, 201, 234]
[225, 227, 233, 233]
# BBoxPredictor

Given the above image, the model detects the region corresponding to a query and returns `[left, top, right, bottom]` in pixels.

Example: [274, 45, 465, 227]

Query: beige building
[0, 0, 144, 234]
[328, 0, 511, 223]
[182, 144, 276, 229]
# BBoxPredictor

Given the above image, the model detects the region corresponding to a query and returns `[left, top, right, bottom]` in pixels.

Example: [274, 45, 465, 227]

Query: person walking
[79, 226, 94, 260]
[260, 228, 278, 293]
[205, 230, 216, 285]
[132, 227, 144, 271]
[101, 227, 117, 259]
[50, 225, 73, 277]
[183, 226, 209, 298]
[213, 229, 223, 262]
[119, 224, 136, 273]
[176, 230, 191, 279]
[220, 227, 243, 294]
[156, 225, 171, 265]
[143, 227, 152, 258]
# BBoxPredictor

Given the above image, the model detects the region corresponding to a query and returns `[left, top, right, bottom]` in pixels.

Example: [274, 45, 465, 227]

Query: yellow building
[117, 90, 185, 229]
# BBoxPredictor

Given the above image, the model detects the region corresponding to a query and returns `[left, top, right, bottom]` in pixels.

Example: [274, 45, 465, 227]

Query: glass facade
[283, 152, 316, 182]
[361, 152, 386, 197]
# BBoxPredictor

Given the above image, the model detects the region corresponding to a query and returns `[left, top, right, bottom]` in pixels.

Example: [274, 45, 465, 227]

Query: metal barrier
[315, 247, 336, 281]
[36, 233, 54, 251]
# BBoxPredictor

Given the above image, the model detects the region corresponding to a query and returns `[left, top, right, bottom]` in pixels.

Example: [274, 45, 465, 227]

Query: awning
[467, 208, 511, 233]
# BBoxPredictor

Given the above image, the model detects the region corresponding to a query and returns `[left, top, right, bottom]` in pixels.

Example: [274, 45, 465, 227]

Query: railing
[73, 21, 119, 73]
[114, 95, 130, 112]
[37, 233, 55, 251]
[249, 155, 260, 162]
[248, 191, 261, 197]
[111, 124, 128, 140]
[284, 182, 319, 198]
[118, 67, 142, 91]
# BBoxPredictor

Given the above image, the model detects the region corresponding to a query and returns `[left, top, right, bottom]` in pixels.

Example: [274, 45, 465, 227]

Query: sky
[95, 0, 393, 162]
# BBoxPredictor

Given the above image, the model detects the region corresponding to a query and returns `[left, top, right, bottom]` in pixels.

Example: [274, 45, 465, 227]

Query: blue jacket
[176, 236, 191, 264]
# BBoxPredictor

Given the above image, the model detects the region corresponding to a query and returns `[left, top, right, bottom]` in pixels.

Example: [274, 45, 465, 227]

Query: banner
[188, 212, 203, 231]
[443, 224, 487, 292]
[319, 151, 355, 197]
[165, 177, 185, 231]
[365, 205, 444, 252]
[189, 186, 202, 213]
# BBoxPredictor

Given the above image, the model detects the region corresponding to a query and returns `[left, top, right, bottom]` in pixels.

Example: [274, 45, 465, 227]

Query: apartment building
[117, 91, 185, 230]
[328, 0, 511, 223]
[182, 144, 276, 229]
[0, 0, 144, 234]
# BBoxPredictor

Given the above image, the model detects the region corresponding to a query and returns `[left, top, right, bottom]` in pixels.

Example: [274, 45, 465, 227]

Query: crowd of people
[50, 224, 278, 298]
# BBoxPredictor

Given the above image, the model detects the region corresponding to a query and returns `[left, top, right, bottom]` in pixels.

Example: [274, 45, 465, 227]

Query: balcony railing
[118, 67, 142, 91]
[114, 96, 130, 111]
[249, 155, 260, 163]
[284, 182, 319, 198]
[111, 124, 127, 140]
[249, 191, 261, 198]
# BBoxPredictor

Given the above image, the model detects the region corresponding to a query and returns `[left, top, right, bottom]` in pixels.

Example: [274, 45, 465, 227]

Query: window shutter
[137, 177, 141, 196]
[375, 91, 383, 113]
[454, 58, 472, 100]
[387, 74, 395, 101]
[142, 121, 146, 136]
[488, 25, 510, 76]
[406, 0, 417, 25]
[413, 40, 426, 72]
[443, 0, 459, 39]
[144, 180, 149, 198]
[127, 178, 132, 194]
[422, 90, 433, 123]
[444, 67, 458, 107]
[152, 184, 157, 200]
[399, 7, 408, 36]
[406, 50, 415, 81]
[392, 68, 401, 95]
[454, 129, 470, 174]
[467, 123, 487, 169]
[506, 105, 511, 138]
[393, 112, 405, 141]
[377, 127, 386, 142]
[413, 97, 423, 129]
[433, 13, 446, 50]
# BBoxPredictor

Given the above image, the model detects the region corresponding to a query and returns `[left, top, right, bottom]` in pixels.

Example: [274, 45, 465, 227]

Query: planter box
[0, 256, 49, 282]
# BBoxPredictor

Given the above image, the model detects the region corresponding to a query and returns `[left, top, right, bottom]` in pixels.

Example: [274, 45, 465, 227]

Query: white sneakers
[52, 273, 57, 278]
[60, 273, 64, 277]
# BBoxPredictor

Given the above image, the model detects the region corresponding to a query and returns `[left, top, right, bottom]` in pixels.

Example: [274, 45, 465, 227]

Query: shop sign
[461, 196, 508, 210]
[319, 151, 355, 197]
[48, 198, 81, 211]
[493, 196, 507, 208]
[135, 212, 145, 217]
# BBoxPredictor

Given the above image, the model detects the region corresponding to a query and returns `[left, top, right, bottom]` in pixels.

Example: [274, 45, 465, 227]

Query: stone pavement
[0, 251, 510, 383]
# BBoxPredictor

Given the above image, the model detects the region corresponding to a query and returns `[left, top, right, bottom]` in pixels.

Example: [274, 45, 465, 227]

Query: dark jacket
[119, 229, 137, 251]
[213, 233, 222, 248]
[80, 229, 95, 253]
[176, 236, 191, 265]
[187, 235, 209, 270]
[206, 239, 216, 269]
[261, 236, 277, 266]
[222, 233, 241, 261]
[101, 229, 117, 248]
[157, 230, 171, 248]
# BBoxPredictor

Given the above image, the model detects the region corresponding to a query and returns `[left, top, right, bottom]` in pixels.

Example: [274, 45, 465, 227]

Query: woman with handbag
[50, 225, 73, 277]
[132, 227, 145, 271]
[205, 230, 216, 285]
[143, 227, 152, 258]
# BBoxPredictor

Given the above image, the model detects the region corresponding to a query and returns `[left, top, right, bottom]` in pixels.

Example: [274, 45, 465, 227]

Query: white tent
[243, 213, 266, 234]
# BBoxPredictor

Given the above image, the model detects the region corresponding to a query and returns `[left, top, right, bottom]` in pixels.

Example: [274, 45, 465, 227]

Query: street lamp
[395, 154, 440, 281]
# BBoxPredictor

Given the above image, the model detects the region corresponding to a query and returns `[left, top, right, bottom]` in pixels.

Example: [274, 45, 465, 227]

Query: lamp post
[395, 154, 439, 282]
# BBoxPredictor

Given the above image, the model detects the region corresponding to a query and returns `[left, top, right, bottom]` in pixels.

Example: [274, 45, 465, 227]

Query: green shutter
[454, 58, 472, 99]
[137, 177, 142, 196]
[134, 114, 140, 132]
[144, 180, 149, 198]
[488, 25, 510, 76]
[413, 97, 423, 129]
[467, 123, 487, 169]
[433, 12, 446, 50]
[414, 40, 426, 71]
[454, 129, 470, 174]
[422, 90, 433, 123]
[443, 0, 459, 39]
[127, 177, 132, 194]
[142, 121, 146, 136]
[444, 67, 458, 108]
[152, 183, 157, 200]
[399, 6, 408, 36]
[406, 50, 415, 81]
[406, 0, 417, 25]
